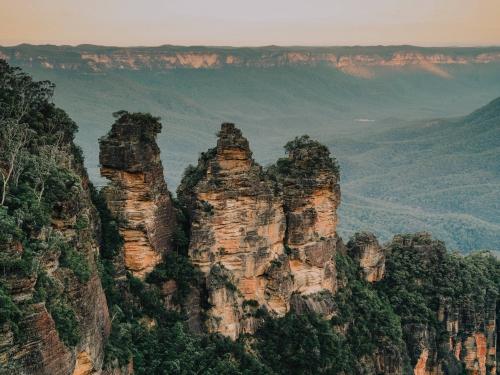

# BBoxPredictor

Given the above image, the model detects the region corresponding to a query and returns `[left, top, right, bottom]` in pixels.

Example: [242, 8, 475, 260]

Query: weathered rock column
[99, 112, 176, 279]
[275, 135, 341, 313]
[179, 123, 288, 338]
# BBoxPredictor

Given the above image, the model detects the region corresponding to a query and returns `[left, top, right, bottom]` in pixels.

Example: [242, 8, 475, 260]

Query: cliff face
[99, 113, 176, 279]
[178, 124, 341, 338]
[381, 233, 497, 375]
[179, 123, 288, 338]
[0, 165, 110, 375]
[2, 45, 500, 78]
[274, 135, 341, 316]
[347, 232, 385, 282]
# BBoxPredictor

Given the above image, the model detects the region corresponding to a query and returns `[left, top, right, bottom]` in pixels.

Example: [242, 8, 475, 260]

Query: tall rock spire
[99, 112, 176, 279]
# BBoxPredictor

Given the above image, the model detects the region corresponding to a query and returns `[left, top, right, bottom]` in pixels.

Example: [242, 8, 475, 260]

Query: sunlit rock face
[99, 113, 176, 279]
[347, 232, 385, 282]
[3, 45, 500, 78]
[178, 123, 288, 339]
[276, 135, 341, 302]
[179, 124, 342, 338]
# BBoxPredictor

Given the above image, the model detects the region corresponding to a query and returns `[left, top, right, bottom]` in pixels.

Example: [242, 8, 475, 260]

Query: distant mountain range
[2, 44, 499, 251]
[334, 97, 500, 251]
[2, 44, 500, 73]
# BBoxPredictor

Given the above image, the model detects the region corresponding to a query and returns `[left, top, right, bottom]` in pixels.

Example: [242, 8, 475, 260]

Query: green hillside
[335, 97, 500, 250]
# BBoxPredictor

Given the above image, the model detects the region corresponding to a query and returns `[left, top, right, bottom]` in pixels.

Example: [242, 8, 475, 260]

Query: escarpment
[0, 143, 110, 374]
[0, 60, 111, 375]
[99, 112, 176, 279]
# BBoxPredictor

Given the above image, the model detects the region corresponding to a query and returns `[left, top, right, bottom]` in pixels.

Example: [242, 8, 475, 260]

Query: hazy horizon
[2, 0, 500, 47]
[3, 42, 500, 48]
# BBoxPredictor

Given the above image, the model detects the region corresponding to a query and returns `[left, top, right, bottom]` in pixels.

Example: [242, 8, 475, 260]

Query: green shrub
[59, 242, 91, 283]
[256, 312, 349, 375]
[48, 300, 80, 347]
[146, 252, 199, 305]
[0, 283, 21, 335]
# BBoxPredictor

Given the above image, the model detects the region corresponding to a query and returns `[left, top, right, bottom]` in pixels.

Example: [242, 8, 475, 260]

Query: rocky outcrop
[386, 233, 497, 375]
[0, 168, 110, 374]
[347, 232, 385, 282]
[178, 124, 341, 338]
[276, 135, 341, 299]
[99, 112, 176, 279]
[179, 123, 287, 338]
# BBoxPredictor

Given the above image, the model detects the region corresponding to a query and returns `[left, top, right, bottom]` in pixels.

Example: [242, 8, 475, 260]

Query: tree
[30, 135, 70, 202]
[0, 121, 33, 205]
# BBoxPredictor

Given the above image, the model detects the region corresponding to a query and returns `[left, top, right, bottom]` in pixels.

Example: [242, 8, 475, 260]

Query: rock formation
[0, 164, 110, 375]
[276, 135, 341, 312]
[178, 124, 342, 338]
[386, 233, 497, 375]
[178, 123, 287, 338]
[99, 112, 176, 279]
[347, 232, 385, 282]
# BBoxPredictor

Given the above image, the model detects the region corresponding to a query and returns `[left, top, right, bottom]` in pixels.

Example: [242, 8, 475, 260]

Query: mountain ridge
[2, 44, 500, 74]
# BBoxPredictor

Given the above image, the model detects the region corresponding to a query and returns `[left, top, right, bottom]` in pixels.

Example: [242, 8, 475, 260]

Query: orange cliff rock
[99, 113, 176, 279]
[347, 232, 385, 282]
[177, 124, 342, 339]
[274, 135, 342, 315]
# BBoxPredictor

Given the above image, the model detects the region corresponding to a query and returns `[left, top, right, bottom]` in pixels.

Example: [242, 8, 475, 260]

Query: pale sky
[1, 0, 499, 47]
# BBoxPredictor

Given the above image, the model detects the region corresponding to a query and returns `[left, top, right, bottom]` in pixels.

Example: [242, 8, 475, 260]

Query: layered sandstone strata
[347, 232, 385, 282]
[179, 124, 342, 338]
[99, 113, 176, 278]
[276, 135, 341, 299]
[179, 123, 287, 338]
[4, 45, 500, 74]
[0, 171, 110, 375]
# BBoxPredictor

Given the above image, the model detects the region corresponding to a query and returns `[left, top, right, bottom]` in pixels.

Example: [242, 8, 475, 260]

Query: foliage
[112, 110, 162, 143]
[333, 254, 404, 364]
[375, 235, 500, 365]
[0, 283, 21, 334]
[273, 135, 340, 179]
[48, 300, 80, 347]
[0, 59, 88, 351]
[90, 186, 123, 259]
[255, 312, 349, 375]
[146, 252, 200, 305]
[176, 147, 217, 205]
[58, 240, 91, 283]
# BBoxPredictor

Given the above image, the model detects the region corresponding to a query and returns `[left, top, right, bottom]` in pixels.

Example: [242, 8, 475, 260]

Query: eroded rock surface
[178, 124, 342, 338]
[347, 232, 385, 282]
[178, 123, 287, 338]
[99, 113, 176, 278]
[0, 169, 110, 375]
[276, 135, 341, 301]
